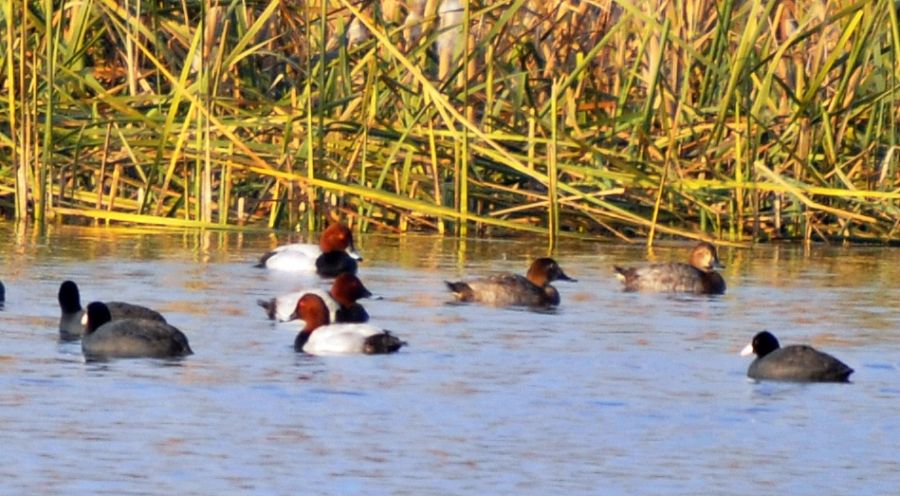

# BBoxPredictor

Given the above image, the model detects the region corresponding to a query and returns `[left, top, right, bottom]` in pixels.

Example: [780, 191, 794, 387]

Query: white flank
[303, 323, 383, 355]
[272, 289, 338, 323]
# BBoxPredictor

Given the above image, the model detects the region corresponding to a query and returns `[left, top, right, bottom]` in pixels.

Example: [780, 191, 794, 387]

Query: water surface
[0, 225, 898, 494]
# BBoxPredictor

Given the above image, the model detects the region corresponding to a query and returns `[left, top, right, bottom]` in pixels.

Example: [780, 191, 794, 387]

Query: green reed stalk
[4, 2, 23, 220]
[890, 0, 900, 192]
[699, 0, 732, 107]
[734, 97, 744, 242]
[711, 0, 773, 146]
[548, 80, 559, 251]
[427, 120, 445, 235]
[37, 0, 62, 230]
[646, 19, 670, 247]
[305, 0, 316, 232]
[219, 143, 233, 225]
[459, 0, 470, 238]
[358, 58, 374, 231]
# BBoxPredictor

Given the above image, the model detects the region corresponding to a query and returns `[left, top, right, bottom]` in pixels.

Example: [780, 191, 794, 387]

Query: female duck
[58, 280, 166, 340]
[445, 257, 576, 307]
[81, 302, 192, 359]
[256, 223, 361, 277]
[294, 294, 405, 355]
[258, 273, 374, 323]
[614, 241, 725, 294]
[740, 331, 853, 382]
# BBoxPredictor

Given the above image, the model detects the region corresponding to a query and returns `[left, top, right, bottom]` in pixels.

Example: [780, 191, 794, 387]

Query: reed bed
[1, 0, 898, 244]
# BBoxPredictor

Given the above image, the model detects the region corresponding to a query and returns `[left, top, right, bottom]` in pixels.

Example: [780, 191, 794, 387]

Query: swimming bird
[0, 280, 5, 308]
[258, 273, 374, 323]
[740, 331, 853, 382]
[256, 223, 361, 276]
[81, 302, 192, 359]
[293, 294, 405, 355]
[58, 280, 166, 340]
[445, 257, 576, 307]
[614, 241, 726, 294]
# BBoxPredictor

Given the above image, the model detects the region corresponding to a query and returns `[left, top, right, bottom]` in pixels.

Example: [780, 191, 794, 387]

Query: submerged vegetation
[0, 0, 899, 244]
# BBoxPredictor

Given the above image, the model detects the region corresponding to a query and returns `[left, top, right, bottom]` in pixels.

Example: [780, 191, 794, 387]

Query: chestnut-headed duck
[256, 223, 361, 277]
[58, 280, 166, 341]
[81, 302, 192, 359]
[293, 294, 405, 355]
[614, 242, 726, 294]
[258, 273, 374, 323]
[445, 257, 576, 307]
[740, 331, 853, 383]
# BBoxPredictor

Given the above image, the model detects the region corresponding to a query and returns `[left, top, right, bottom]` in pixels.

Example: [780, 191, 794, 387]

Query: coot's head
[740, 331, 780, 358]
[58, 280, 83, 313]
[82, 302, 113, 334]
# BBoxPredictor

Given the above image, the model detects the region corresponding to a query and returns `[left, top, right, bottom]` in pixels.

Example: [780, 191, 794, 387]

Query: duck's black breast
[335, 303, 369, 323]
[294, 331, 311, 352]
[315, 252, 358, 277]
[700, 271, 726, 295]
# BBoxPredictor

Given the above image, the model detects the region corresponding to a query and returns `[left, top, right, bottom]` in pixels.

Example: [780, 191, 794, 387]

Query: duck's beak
[557, 270, 577, 282]
[347, 247, 363, 262]
[740, 342, 754, 356]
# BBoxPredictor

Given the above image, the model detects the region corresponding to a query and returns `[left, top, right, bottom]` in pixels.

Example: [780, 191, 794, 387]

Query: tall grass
[0, 0, 898, 244]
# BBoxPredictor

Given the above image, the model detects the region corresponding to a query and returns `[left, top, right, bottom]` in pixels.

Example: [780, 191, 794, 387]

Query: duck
[81, 302, 193, 359]
[293, 294, 405, 355]
[255, 223, 362, 276]
[0, 280, 5, 306]
[614, 241, 726, 294]
[257, 273, 374, 323]
[740, 331, 853, 382]
[58, 280, 166, 340]
[445, 257, 576, 307]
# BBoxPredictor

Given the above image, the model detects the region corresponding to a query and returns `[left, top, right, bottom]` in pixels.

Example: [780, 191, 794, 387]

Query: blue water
[0, 225, 898, 494]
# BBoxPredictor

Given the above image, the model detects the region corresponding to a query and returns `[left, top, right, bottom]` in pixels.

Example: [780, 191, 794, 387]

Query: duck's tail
[444, 281, 475, 301]
[364, 332, 406, 354]
[613, 266, 635, 283]
[172, 330, 194, 356]
[257, 299, 277, 320]
[254, 251, 275, 269]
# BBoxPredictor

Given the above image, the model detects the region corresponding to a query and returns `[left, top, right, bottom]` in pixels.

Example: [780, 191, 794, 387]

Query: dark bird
[81, 302, 192, 360]
[740, 331, 853, 382]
